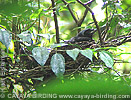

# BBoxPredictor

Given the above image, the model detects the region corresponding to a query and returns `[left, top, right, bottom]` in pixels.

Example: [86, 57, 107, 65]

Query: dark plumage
[68, 28, 96, 43]
[77, 28, 94, 37]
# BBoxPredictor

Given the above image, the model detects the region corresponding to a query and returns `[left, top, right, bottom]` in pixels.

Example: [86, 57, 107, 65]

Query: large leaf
[32, 47, 49, 66]
[17, 31, 32, 44]
[66, 48, 79, 60]
[80, 49, 93, 61]
[99, 51, 114, 68]
[51, 53, 65, 77]
[0, 29, 12, 49]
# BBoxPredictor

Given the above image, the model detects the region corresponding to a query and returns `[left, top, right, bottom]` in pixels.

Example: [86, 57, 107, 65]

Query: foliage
[99, 50, 114, 69]
[66, 48, 80, 60]
[51, 53, 65, 78]
[0, 0, 131, 100]
[32, 47, 49, 66]
[0, 29, 12, 49]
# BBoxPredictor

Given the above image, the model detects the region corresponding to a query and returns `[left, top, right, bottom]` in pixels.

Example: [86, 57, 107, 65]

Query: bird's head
[77, 28, 96, 38]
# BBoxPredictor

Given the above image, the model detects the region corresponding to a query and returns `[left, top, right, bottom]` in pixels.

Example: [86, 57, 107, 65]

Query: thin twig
[62, 0, 94, 33]
[65, 58, 88, 76]
[65, 63, 83, 76]
[113, 69, 130, 86]
[101, 2, 109, 41]
[78, 0, 94, 26]
[76, 0, 103, 45]
[78, 8, 88, 26]
[23, 19, 37, 31]
[0, 25, 7, 30]
[62, 0, 78, 23]
[38, 0, 40, 34]
[51, 0, 60, 43]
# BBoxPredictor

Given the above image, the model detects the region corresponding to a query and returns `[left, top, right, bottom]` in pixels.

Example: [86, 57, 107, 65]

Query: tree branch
[62, 0, 94, 33]
[104, 35, 131, 47]
[78, 8, 88, 26]
[76, 0, 103, 45]
[78, 0, 94, 26]
[62, 0, 78, 24]
[51, 0, 60, 43]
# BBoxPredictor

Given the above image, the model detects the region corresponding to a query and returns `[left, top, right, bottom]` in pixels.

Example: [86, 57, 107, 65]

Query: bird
[68, 28, 97, 43]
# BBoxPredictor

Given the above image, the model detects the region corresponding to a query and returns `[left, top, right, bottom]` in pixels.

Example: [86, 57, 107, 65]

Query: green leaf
[32, 76, 44, 81]
[32, 47, 49, 66]
[95, 47, 123, 51]
[56, 0, 63, 4]
[115, 3, 122, 9]
[0, 29, 12, 49]
[51, 53, 65, 78]
[117, 52, 131, 56]
[80, 49, 93, 61]
[67, 0, 76, 3]
[59, 6, 68, 12]
[17, 31, 32, 44]
[99, 51, 114, 68]
[72, 26, 85, 31]
[66, 48, 79, 60]
[30, 8, 43, 19]
[110, 16, 119, 33]
[51, 43, 68, 49]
